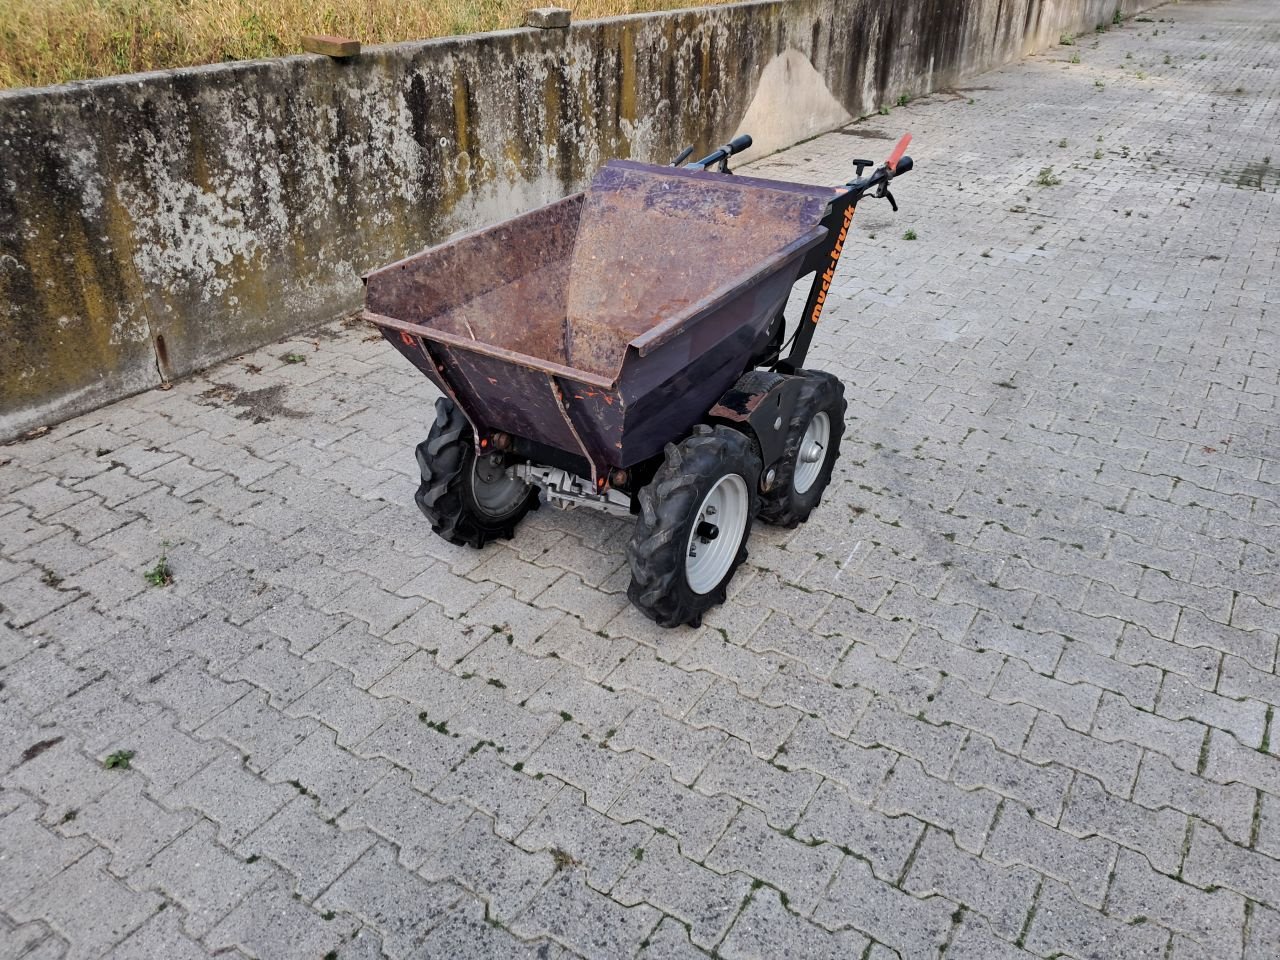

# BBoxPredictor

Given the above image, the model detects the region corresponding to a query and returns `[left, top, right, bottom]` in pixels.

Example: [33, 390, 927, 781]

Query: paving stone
[337, 767, 471, 870]
[608, 763, 738, 861]
[944, 912, 1038, 960]
[238, 794, 374, 898]
[286, 668, 403, 747]
[719, 886, 869, 959]
[604, 647, 715, 719]
[1158, 672, 1269, 749]
[4, 734, 119, 825]
[198, 688, 318, 772]
[305, 619, 415, 689]
[205, 871, 356, 959]
[1108, 847, 1246, 953]
[220, 636, 334, 707]
[1023, 879, 1168, 960]
[509, 866, 660, 957]
[431, 746, 562, 839]
[522, 669, 640, 739]
[953, 733, 1071, 824]
[0, 800, 96, 909]
[523, 720, 648, 813]
[264, 727, 393, 817]
[1182, 820, 1280, 910]
[903, 827, 1037, 941]
[1119, 623, 1222, 690]
[1203, 728, 1280, 795]
[922, 675, 1035, 753]
[1055, 640, 1161, 711]
[677, 631, 786, 698]
[613, 833, 751, 948]
[516, 786, 654, 893]
[121, 713, 227, 794]
[852, 697, 965, 778]
[314, 841, 465, 956]
[704, 806, 843, 916]
[685, 679, 800, 759]
[812, 857, 953, 958]
[105, 909, 208, 960]
[876, 756, 999, 854]
[137, 659, 251, 732]
[1022, 712, 1141, 798]
[415, 894, 567, 959]
[984, 801, 1117, 908]
[450, 683, 561, 757]
[794, 780, 924, 884]
[353, 704, 473, 791]
[990, 658, 1101, 733]
[455, 631, 562, 701]
[695, 739, 821, 831]
[9, 849, 163, 960]
[608, 701, 727, 786]
[1176, 608, 1276, 673]
[834, 641, 938, 711]
[637, 916, 713, 960]
[899, 625, 1005, 694]
[164, 752, 293, 845]
[780, 716, 895, 801]
[1218, 654, 1280, 708]
[127, 820, 272, 937]
[56, 777, 195, 878]
[521, 618, 638, 682]
[745, 610, 850, 678]
[1245, 903, 1280, 960]
[759, 660, 871, 738]
[1060, 773, 1187, 875]
[367, 649, 478, 717]
[418, 812, 558, 922]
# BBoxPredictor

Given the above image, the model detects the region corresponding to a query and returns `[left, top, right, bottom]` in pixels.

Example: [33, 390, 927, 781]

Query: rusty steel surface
[364, 160, 834, 474]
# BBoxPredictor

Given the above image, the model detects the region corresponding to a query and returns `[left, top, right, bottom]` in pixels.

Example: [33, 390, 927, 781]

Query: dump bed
[365, 160, 835, 475]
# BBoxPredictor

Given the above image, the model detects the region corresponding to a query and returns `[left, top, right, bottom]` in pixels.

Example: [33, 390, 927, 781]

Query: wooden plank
[301, 35, 361, 58]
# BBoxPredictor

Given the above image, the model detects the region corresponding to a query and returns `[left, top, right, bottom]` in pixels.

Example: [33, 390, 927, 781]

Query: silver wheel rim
[470, 455, 530, 519]
[685, 474, 749, 595]
[794, 412, 830, 495]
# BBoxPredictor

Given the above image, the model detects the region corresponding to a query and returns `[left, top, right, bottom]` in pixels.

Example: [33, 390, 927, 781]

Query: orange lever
[886, 133, 912, 172]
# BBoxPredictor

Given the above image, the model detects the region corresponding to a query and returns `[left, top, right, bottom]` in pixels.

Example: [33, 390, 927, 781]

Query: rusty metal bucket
[364, 160, 835, 478]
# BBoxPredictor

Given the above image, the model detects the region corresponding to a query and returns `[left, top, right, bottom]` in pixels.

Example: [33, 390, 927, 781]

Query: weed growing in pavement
[1036, 167, 1062, 187]
[903, 229, 918, 241]
[103, 749, 135, 769]
[144, 543, 173, 587]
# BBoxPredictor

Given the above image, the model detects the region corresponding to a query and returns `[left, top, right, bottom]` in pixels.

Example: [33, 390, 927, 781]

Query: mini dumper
[364, 133, 915, 627]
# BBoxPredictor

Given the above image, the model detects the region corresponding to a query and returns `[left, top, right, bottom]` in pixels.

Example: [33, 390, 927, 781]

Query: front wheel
[627, 425, 761, 628]
[758, 370, 847, 527]
[414, 397, 539, 548]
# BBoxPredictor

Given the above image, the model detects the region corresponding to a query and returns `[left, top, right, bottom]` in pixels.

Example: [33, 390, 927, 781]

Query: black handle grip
[726, 134, 753, 155]
[894, 155, 913, 175]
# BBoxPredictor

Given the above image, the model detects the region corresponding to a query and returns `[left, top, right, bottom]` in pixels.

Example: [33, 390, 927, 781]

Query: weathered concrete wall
[0, 0, 1157, 439]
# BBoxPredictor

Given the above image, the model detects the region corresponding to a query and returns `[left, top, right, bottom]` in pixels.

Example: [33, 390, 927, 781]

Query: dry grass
[0, 0, 728, 90]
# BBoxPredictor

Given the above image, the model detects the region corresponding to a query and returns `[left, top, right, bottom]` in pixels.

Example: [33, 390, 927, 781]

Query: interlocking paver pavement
[2, 2, 1279, 956]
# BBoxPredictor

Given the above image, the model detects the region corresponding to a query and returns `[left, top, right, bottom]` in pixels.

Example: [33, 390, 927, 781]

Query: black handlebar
[894, 155, 914, 175]
[684, 134, 753, 171]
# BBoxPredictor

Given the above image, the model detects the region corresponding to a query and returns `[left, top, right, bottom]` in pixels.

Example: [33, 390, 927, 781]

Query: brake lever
[884, 188, 898, 212]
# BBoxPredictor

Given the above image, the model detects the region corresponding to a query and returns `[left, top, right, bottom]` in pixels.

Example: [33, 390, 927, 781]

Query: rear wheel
[758, 370, 846, 527]
[627, 425, 761, 628]
[415, 397, 539, 548]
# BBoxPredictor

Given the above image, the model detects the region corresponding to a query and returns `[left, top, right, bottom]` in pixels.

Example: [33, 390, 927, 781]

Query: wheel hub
[793, 412, 831, 494]
[685, 474, 749, 594]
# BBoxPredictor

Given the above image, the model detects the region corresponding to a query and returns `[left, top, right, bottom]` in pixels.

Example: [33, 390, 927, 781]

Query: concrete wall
[0, 0, 1155, 439]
